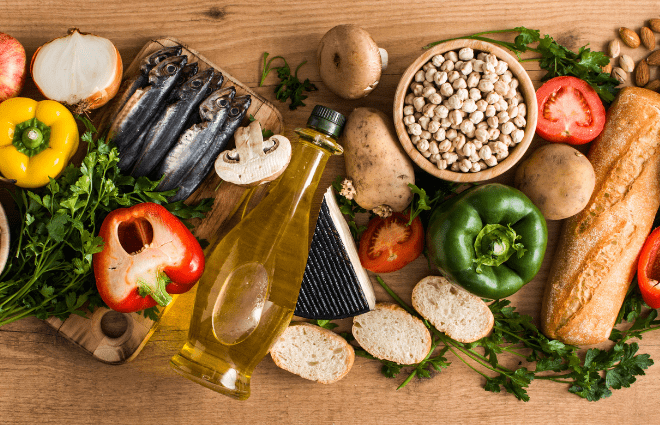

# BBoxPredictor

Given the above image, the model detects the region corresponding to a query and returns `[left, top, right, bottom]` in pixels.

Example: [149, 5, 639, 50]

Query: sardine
[107, 45, 182, 126]
[155, 86, 237, 192]
[130, 68, 216, 177]
[110, 55, 188, 150]
[168, 94, 252, 202]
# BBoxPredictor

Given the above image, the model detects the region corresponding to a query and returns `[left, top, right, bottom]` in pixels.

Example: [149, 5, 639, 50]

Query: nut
[642, 27, 656, 50]
[650, 19, 660, 33]
[636, 59, 650, 87]
[645, 79, 660, 92]
[619, 54, 635, 73]
[647, 49, 660, 66]
[612, 67, 627, 84]
[619, 27, 641, 48]
[608, 39, 620, 58]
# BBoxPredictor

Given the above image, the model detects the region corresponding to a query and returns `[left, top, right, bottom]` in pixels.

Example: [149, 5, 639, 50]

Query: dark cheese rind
[295, 187, 376, 320]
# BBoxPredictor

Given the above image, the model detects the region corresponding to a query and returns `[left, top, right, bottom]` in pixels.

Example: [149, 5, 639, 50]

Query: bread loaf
[542, 87, 660, 345]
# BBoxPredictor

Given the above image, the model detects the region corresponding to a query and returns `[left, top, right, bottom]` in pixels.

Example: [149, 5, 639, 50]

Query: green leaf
[310, 319, 338, 330]
[46, 213, 69, 243]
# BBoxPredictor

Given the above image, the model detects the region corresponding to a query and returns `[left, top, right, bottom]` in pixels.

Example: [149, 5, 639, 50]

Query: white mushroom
[317, 24, 388, 99]
[215, 121, 291, 187]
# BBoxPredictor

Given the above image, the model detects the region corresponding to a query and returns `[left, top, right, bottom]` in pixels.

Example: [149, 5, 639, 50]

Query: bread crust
[541, 87, 660, 345]
[270, 322, 355, 384]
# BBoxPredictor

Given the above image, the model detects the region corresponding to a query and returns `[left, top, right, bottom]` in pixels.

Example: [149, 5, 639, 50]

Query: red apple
[0, 32, 26, 102]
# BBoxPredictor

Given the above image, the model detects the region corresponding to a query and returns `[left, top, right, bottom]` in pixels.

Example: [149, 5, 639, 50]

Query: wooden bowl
[0, 202, 9, 274]
[393, 39, 538, 182]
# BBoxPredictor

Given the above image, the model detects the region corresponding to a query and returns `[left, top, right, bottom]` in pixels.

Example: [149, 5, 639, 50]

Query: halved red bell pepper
[638, 226, 660, 309]
[93, 202, 205, 313]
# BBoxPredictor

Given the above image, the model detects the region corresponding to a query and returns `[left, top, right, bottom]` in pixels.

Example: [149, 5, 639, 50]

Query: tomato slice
[358, 212, 424, 273]
[535, 76, 606, 145]
[638, 227, 660, 309]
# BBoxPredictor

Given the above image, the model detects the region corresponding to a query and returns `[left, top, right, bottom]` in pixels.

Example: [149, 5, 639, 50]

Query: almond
[650, 19, 660, 33]
[612, 67, 627, 84]
[636, 59, 650, 87]
[641, 27, 655, 50]
[648, 49, 660, 66]
[608, 39, 620, 58]
[645, 79, 660, 92]
[620, 54, 635, 73]
[619, 27, 641, 48]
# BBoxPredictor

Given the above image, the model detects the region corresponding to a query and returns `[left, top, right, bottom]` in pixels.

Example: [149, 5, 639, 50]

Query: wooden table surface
[2, 1, 660, 423]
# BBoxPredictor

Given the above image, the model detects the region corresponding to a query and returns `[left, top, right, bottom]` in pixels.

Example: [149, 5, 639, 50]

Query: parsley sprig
[259, 52, 317, 110]
[0, 117, 212, 326]
[424, 27, 620, 104]
[349, 277, 656, 401]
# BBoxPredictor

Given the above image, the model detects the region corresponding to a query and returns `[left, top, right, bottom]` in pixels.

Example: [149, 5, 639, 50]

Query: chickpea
[431, 54, 445, 67]
[417, 139, 430, 152]
[478, 145, 492, 160]
[484, 155, 498, 167]
[461, 99, 478, 114]
[460, 119, 475, 136]
[473, 59, 485, 72]
[458, 47, 474, 61]
[513, 115, 526, 128]
[415, 70, 425, 82]
[440, 60, 454, 72]
[444, 51, 458, 62]
[470, 110, 484, 125]
[488, 127, 500, 141]
[478, 80, 494, 92]
[419, 116, 430, 130]
[428, 120, 441, 134]
[487, 116, 499, 128]
[500, 134, 513, 146]
[446, 128, 458, 140]
[413, 96, 426, 112]
[429, 93, 443, 105]
[470, 161, 482, 173]
[440, 82, 454, 97]
[442, 151, 458, 165]
[485, 104, 496, 118]
[408, 123, 422, 136]
[440, 117, 452, 128]
[403, 115, 415, 126]
[438, 139, 452, 152]
[447, 95, 463, 110]
[449, 109, 463, 126]
[476, 99, 488, 112]
[452, 134, 466, 151]
[411, 135, 421, 144]
[507, 105, 518, 119]
[497, 111, 510, 124]
[517, 103, 526, 117]
[422, 103, 436, 118]
[511, 129, 525, 144]
[494, 81, 510, 96]
[422, 62, 436, 72]
[451, 162, 461, 172]
[422, 86, 437, 98]
[452, 77, 467, 90]
[420, 130, 432, 140]
[425, 68, 437, 82]
[434, 71, 448, 86]
[447, 70, 461, 83]
[429, 141, 440, 155]
[462, 141, 476, 158]
[460, 61, 473, 76]
[469, 87, 482, 100]
[435, 104, 449, 119]
[436, 159, 448, 170]
[459, 158, 472, 172]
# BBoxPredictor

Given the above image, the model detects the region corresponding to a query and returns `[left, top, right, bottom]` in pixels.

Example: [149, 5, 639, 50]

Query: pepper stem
[12, 117, 52, 157]
[473, 223, 527, 273]
[137, 272, 173, 307]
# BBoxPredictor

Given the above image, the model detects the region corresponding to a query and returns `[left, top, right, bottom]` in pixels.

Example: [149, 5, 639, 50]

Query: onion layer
[30, 28, 122, 112]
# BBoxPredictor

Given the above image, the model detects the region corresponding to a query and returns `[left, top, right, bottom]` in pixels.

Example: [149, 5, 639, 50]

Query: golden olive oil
[170, 107, 344, 399]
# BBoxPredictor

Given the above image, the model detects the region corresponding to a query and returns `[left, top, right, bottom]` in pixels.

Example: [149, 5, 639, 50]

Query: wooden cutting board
[44, 37, 284, 364]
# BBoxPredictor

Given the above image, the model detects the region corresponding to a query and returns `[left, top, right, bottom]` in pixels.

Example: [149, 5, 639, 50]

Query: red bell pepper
[637, 226, 660, 309]
[93, 202, 205, 313]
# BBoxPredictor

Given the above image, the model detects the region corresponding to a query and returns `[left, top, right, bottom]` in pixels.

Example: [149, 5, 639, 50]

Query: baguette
[542, 87, 660, 345]
[352, 303, 431, 364]
[270, 322, 355, 384]
[412, 276, 494, 343]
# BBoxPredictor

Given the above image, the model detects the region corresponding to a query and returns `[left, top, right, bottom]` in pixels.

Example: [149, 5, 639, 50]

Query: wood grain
[2, 1, 660, 424]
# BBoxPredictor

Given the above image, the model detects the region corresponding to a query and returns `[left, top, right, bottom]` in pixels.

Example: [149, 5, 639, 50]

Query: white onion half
[31, 28, 122, 111]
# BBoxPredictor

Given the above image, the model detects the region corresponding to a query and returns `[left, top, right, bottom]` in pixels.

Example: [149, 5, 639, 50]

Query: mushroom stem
[379, 48, 388, 71]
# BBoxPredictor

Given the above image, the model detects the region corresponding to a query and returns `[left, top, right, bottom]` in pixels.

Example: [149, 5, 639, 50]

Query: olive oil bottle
[170, 106, 345, 399]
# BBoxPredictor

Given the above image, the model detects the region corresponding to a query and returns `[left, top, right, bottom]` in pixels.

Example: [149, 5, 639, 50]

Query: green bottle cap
[306, 105, 346, 139]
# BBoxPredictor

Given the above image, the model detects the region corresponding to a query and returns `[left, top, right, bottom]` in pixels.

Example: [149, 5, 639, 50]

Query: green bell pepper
[426, 183, 548, 299]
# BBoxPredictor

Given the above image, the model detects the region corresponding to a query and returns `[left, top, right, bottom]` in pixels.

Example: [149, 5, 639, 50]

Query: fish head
[181, 68, 214, 96]
[199, 86, 236, 121]
[225, 95, 252, 124]
[180, 63, 199, 81]
[208, 72, 225, 93]
[140, 45, 183, 74]
[148, 55, 188, 86]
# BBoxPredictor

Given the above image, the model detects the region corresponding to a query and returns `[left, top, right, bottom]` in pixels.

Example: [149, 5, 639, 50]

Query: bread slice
[412, 276, 494, 343]
[270, 322, 354, 384]
[352, 303, 431, 365]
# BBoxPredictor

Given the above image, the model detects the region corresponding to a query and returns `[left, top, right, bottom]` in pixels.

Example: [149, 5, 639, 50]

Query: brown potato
[514, 143, 595, 221]
[342, 107, 414, 212]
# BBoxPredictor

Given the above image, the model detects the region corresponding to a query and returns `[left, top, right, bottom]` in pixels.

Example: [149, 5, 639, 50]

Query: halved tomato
[535, 76, 606, 145]
[358, 212, 424, 273]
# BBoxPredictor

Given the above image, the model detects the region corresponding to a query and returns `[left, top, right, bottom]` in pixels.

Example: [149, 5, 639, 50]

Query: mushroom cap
[317, 24, 383, 100]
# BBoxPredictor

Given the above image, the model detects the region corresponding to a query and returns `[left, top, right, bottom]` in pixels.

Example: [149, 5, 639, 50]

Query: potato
[342, 107, 414, 212]
[514, 143, 595, 220]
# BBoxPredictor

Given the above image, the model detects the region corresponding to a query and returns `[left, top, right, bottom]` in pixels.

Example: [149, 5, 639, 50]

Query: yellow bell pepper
[0, 98, 79, 188]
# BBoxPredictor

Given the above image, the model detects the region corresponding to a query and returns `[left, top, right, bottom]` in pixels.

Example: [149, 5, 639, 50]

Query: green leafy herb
[309, 319, 339, 330]
[259, 52, 317, 110]
[332, 176, 368, 242]
[0, 117, 212, 326]
[424, 27, 620, 104]
[345, 277, 656, 401]
[406, 181, 458, 226]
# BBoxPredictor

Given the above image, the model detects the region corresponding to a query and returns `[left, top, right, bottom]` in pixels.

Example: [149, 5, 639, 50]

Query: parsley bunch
[0, 117, 212, 326]
[348, 277, 656, 401]
[424, 27, 620, 104]
[259, 52, 317, 110]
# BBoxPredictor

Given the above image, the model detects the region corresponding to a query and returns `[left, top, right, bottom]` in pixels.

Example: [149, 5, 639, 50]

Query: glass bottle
[170, 105, 345, 399]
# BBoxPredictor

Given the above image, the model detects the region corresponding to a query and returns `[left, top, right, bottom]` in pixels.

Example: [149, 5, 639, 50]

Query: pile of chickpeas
[403, 47, 527, 173]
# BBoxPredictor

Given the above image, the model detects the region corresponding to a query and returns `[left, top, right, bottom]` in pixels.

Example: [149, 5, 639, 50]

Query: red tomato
[358, 212, 424, 273]
[637, 227, 660, 309]
[535, 76, 606, 145]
